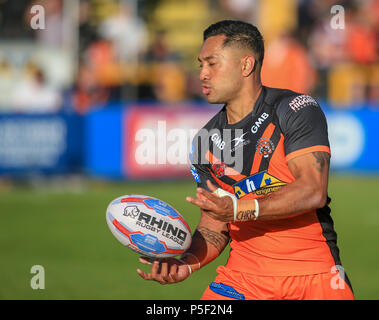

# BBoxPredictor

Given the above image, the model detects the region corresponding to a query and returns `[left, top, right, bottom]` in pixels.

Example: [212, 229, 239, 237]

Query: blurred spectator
[306, 0, 379, 106]
[0, 0, 376, 111]
[78, 0, 99, 56]
[369, 64, 379, 104]
[85, 38, 122, 87]
[258, 0, 298, 44]
[152, 62, 187, 102]
[365, 0, 379, 33]
[11, 64, 62, 113]
[144, 30, 187, 102]
[307, 10, 348, 100]
[308, 17, 347, 70]
[71, 62, 110, 114]
[98, 2, 148, 62]
[346, 15, 377, 65]
[135, 30, 173, 100]
[261, 34, 317, 94]
[0, 56, 16, 110]
[327, 63, 367, 106]
[330, 2, 379, 106]
[296, 0, 318, 46]
[0, 0, 33, 39]
[218, 0, 258, 22]
[144, 30, 180, 63]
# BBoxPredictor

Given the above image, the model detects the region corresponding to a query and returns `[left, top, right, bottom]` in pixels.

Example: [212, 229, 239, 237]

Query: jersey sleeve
[276, 94, 330, 162]
[189, 134, 221, 191]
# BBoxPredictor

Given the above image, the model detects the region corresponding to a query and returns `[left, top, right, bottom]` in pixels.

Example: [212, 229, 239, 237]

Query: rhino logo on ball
[124, 205, 140, 219]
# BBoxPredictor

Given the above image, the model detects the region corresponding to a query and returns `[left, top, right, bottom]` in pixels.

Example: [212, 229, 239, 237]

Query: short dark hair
[203, 20, 264, 69]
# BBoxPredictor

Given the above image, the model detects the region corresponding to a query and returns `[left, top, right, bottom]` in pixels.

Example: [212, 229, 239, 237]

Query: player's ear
[241, 56, 256, 77]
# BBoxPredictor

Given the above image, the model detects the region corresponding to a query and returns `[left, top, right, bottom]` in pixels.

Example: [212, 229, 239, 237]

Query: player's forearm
[237, 152, 330, 221]
[238, 178, 327, 221]
[181, 215, 229, 272]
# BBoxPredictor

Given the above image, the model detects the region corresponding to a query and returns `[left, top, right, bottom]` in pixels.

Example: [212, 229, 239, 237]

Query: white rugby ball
[106, 194, 192, 258]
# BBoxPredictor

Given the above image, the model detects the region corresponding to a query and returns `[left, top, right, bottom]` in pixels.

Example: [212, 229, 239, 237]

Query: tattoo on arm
[196, 226, 229, 252]
[312, 151, 330, 172]
[236, 209, 256, 221]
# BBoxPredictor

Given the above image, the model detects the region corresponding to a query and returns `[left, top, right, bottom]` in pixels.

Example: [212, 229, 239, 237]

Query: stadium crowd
[0, 0, 377, 114]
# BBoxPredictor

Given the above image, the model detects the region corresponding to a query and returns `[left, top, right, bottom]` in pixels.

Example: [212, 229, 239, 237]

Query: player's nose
[199, 66, 210, 81]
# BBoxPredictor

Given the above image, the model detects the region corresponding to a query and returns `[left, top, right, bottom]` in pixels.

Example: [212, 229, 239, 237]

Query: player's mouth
[201, 85, 211, 95]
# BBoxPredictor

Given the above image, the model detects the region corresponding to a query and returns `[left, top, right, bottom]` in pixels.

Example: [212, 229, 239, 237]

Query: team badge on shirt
[211, 161, 226, 178]
[256, 137, 275, 158]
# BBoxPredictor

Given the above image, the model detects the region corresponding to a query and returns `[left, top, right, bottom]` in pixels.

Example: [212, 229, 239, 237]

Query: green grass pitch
[0, 175, 378, 299]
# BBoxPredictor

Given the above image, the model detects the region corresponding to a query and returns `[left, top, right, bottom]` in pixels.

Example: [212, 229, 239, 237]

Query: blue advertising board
[84, 103, 379, 179]
[1, 102, 378, 178]
[84, 107, 123, 179]
[0, 113, 83, 176]
[322, 104, 379, 173]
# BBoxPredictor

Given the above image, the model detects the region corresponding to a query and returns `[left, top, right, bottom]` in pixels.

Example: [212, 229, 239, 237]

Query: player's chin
[204, 93, 223, 104]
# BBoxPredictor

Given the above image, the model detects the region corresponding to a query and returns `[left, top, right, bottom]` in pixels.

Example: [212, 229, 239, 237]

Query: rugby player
[137, 20, 354, 300]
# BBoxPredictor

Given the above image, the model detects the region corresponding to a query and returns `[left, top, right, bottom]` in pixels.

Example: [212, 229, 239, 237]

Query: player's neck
[226, 82, 262, 125]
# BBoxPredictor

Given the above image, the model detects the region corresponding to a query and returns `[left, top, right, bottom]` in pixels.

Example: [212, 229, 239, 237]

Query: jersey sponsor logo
[230, 132, 250, 153]
[230, 139, 250, 153]
[256, 137, 275, 158]
[251, 112, 269, 133]
[232, 132, 248, 147]
[190, 164, 201, 183]
[232, 170, 286, 199]
[209, 282, 245, 300]
[211, 133, 226, 150]
[289, 95, 318, 112]
[211, 161, 226, 178]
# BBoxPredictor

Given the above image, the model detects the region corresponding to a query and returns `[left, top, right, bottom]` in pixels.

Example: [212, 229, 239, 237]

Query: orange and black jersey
[190, 86, 347, 278]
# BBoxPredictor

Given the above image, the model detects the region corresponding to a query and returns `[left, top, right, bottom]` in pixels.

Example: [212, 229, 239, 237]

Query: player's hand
[136, 257, 191, 285]
[186, 180, 234, 222]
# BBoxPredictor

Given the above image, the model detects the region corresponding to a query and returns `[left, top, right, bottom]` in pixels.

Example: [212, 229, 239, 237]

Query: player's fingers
[150, 260, 160, 278]
[136, 268, 152, 280]
[197, 191, 207, 200]
[186, 196, 214, 211]
[139, 256, 153, 265]
[186, 194, 212, 207]
[169, 263, 178, 276]
[197, 187, 220, 203]
[186, 196, 201, 206]
[168, 263, 180, 283]
[138, 257, 170, 283]
[160, 260, 170, 281]
[149, 260, 169, 285]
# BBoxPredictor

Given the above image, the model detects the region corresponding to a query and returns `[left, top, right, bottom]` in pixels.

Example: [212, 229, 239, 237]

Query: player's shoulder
[264, 87, 321, 118]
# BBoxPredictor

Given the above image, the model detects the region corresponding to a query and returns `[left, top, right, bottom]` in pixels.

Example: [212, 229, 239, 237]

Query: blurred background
[0, 0, 378, 300]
